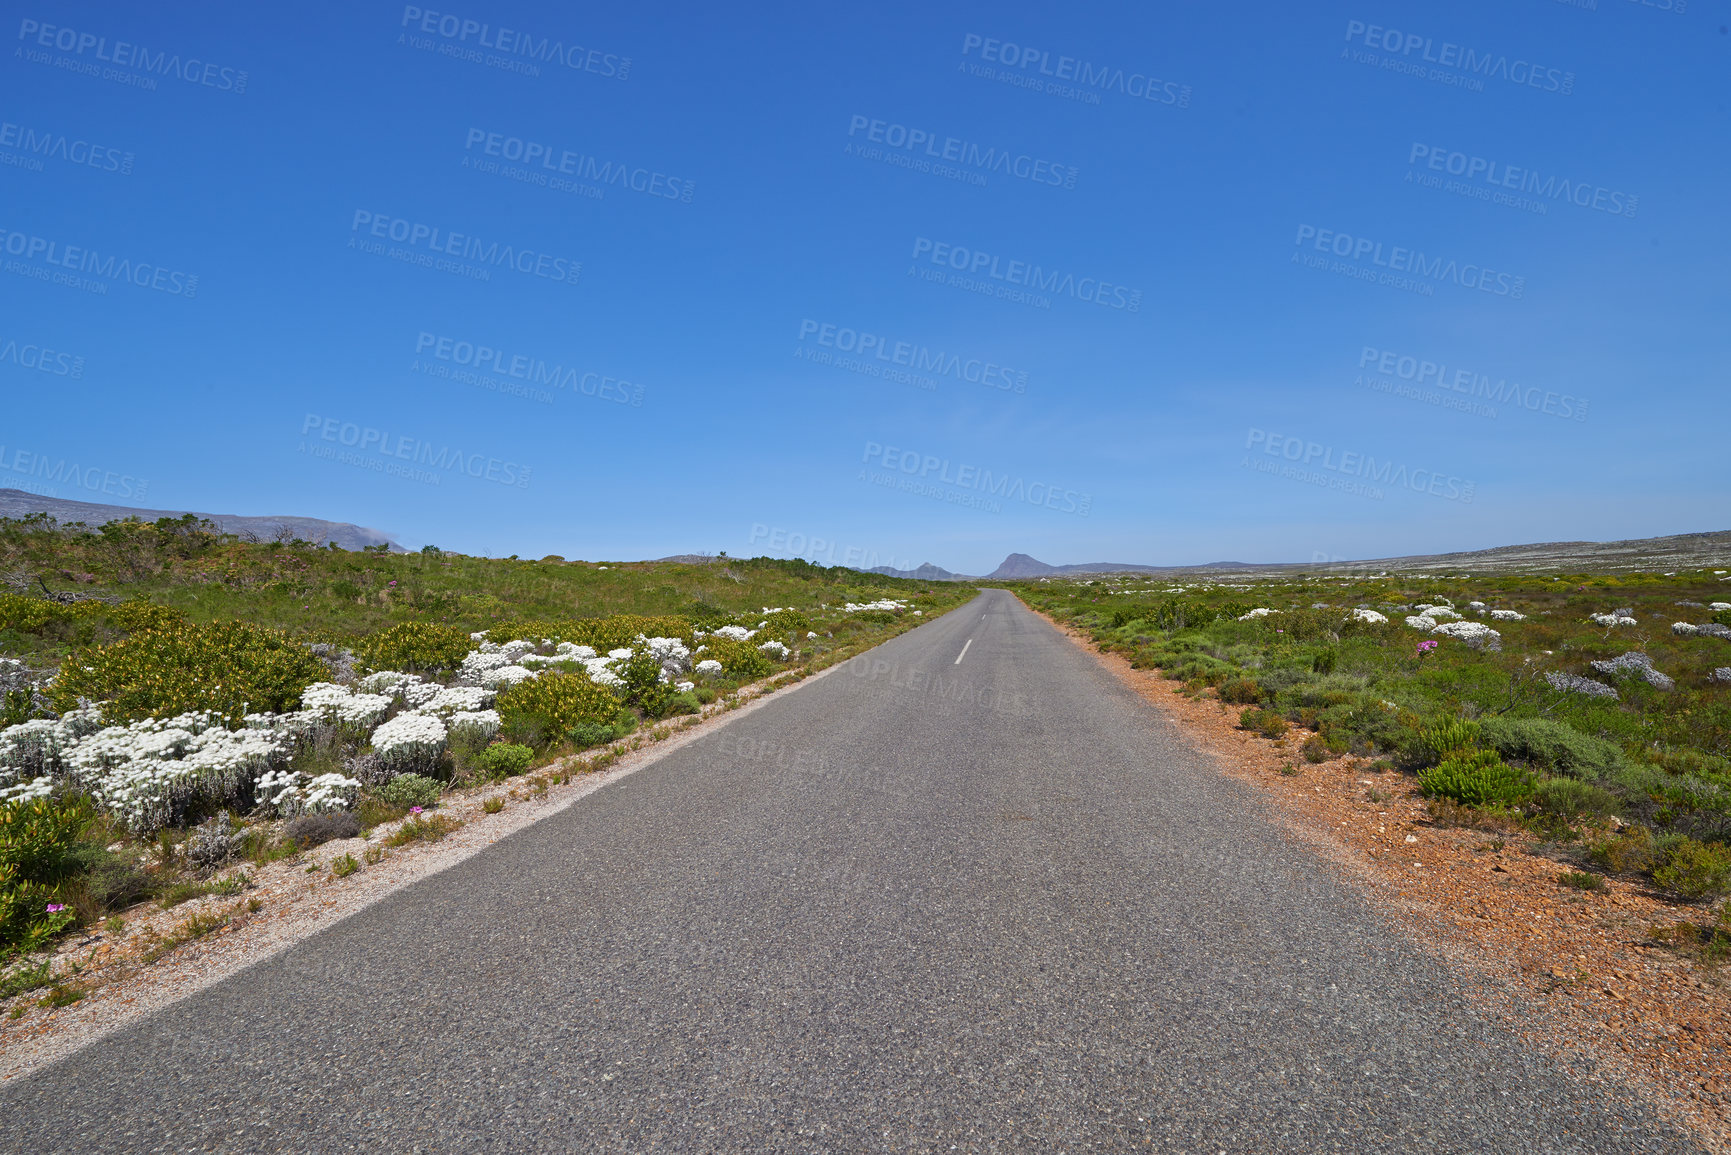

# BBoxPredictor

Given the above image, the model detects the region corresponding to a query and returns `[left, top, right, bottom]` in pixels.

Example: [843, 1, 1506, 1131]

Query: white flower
[482, 665, 537, 690]
[758, 641, 789, 660]
[447, 709, 501, 741]
[807, 632, 818, 639]
[1433, 621, 1500, 642]
[1349, 608, 1388, 624]
[709, 625, 756, 642]
[1711, 603, 1731, 612]
[1489, 609, 1525, 621]
[423, 685, 492, 714]
[1590, 612, 1637, 627]
[469, 630, 489, 641]
[301, 683, 391, 728]
[843, 599, 906, 613]
[1238, 608, 1276, 621]
[638, 635, 691, 673]
[371, 712, 448, 773]
[1405, 615, 1437, 630]
[694, 659, 723, 677]
[1673, 622, 1700, 636]
[500, 639, 537, 659]
[675, 681, 695, 693]
[607, 647, 634, 661]
[1468, 601, 1486, 609]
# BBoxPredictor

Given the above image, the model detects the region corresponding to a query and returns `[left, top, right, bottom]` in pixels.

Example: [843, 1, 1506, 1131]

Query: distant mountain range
[0, 489, 401, 551]
[866, 531, 1731, 581]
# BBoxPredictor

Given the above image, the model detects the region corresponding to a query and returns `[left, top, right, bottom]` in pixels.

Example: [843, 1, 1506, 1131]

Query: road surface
[0, 589, 1692, 1151]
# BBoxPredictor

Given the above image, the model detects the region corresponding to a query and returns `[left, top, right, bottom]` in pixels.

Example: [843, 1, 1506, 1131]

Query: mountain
[978, 531, 1731, 580]
[864, 562, 973, 581]
[0, 488, 402, 551]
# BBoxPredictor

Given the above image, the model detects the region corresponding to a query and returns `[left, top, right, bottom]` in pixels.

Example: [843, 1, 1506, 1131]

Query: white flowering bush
[1712, 603, 1731, 612]
[758, 641, 789, 660]
[1590, 612, 1637, 627]
[844, 599, 906, 613]
[0, 775, 53, 804]
[694, 659, 723, 677]
[1590, 652, 1674, 691]
[639, 635, 691, 674]
[459, 649, 514, 683]
[1489, 609, 1526, 621]
[707, 625, 756, 641]
[1405, 615, 1437, 630]
[358, 671, 443, 708]
[1432, 621, 1500, 646]
[256, 768, 359, 817]
[482, 664, 538, 690]
[447, 709, 501, 743]
[1546, 672, 1619, 700]
[1238, 608, 1276, 621]
[423, 685, 493, 715]
[370, 712, 448, 776]
[301, 683, 391, 728]
[1348, 609, 1388, 624]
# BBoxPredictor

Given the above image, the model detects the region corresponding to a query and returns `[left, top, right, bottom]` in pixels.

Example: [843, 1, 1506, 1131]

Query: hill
[0, 488, 402, 552]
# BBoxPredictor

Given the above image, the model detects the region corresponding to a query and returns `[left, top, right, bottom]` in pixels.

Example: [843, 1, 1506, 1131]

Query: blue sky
[2, 0, 1724, 573]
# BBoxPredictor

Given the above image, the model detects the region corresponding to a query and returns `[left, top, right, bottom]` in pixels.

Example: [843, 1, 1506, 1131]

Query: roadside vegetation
[1015, 567, 1731, 914]
[0, 513, 969, 994]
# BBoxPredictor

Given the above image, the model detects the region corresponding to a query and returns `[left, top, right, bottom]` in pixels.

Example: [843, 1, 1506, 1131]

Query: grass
[385, 814, 460, 847]
[0, 958, 56, 999]
[482, 797, 505, 814]
[329, 853, 360, 878]
[140, 907, 232, 965]
[156, 872, 249, 910]
[1559, 870, 1607, 892]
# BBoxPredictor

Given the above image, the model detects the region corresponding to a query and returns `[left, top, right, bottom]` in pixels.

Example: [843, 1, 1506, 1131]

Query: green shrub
[1418, 750, 1535, 808]
[1217, 678, 1262, 705]
[0, 592, 70, 633]
[1653, 838, 1731, 900]
[699, 637, 771, 681]
[357, 622, 471, 673]
[1478, 717, 1629, 779]
[759, 609, 812, 638]
[49, 620, 327, 723]
[1311, 648, 1338, 675]
[568, 718, 633, 750]
[496, 670, 620, 748]
[1300, 734, 1332, 764]
[1532, 778, 1621, 818]
[1238, 707, 1289, 740]
[1590, 827, 1656, 875]
[1558, 871, 1605, 892]
[109, 601, 188, 634]
[379, 774, 443, 808]
[1410, 718, 1482, 768]
[0, 797, 90, 953]
[471, 743, 534, 778]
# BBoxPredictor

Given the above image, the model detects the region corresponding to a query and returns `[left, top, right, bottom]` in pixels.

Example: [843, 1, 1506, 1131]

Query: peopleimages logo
[398, 7, 629, 78]
[349, 211, 580, 285]
[910, 237, 1141, 311]
[16, 18, 248, 93]
[1244, 429, 1475, 503]
[0, 334, 84, 378]
[959, 33, 1191, 107]
[412, 332, 643, 406]
[299, 414, 531, 488]
[1342, 19, 1574, 95]
[0, 117, 132, 175]
[0, 227, 198, 296]
[1293, 225, 1524, 299]
[0, 445, 147, 501]
[1407, 144, 1636, 219]
[862, 441, 1091, 516]
[462, 129, 693, 202]
[1357, 345, 1588, 421]
[845, 115, 1078, 188]
[795, 319, 1027, 393]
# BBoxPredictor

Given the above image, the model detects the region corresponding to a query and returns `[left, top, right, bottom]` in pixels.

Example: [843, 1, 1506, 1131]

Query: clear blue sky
[3, 0, 1724, 573]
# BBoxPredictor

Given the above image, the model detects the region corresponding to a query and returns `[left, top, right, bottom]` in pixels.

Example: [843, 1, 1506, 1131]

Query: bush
[282, 812, 361, 849]
[1311, 649, 1338, 675]
[1217, 678, 1262, 705]
[0, 796, 90, 952]
[568, 719, 632, 750]
[357, 622, 471, 674]
[1300, 734, 1332, 764]
[1409, 719, 1482, 768]
[698, 637, 771, 681]
[471, 743, 534, 778]
[1418, 750, 1535, 808]
[1532, 778, 1621, 819]
[1559, 871, 1605, 892]
[485, 615, 692, 652]
[1653, 838, 1731, 900]
[109, 601, 189, 634]
[1590, 827, 1656, 875]
[496, 670, 620, 748]
[1238, 707, 1289, 740]
[1478, 717, 1629, 780]
[50, 620, 328, 723]
[378, 774, 443, 809]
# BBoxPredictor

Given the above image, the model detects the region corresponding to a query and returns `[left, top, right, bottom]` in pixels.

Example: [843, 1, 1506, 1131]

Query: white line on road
[955, 638, 973, 665]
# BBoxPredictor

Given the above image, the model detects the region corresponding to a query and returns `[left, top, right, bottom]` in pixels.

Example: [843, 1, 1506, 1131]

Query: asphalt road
[0, 589, 1695, 1152]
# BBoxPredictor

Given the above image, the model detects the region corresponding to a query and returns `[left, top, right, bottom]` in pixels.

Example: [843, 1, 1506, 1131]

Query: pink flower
[45, 903, 66, 913]
[410, 806, 423, 814]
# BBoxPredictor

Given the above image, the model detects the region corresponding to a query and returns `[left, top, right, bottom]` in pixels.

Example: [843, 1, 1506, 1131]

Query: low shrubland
[0, 513, 968, 962]
[1020, 567, 1731, 904]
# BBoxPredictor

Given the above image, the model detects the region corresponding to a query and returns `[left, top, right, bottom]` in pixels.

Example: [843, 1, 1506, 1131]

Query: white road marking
[955, 638, 973, 665]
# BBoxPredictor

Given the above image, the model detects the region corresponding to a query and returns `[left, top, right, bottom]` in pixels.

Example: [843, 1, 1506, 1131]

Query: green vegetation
[470, 743, 534, 779]
[1017, 566, 1731, 900]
